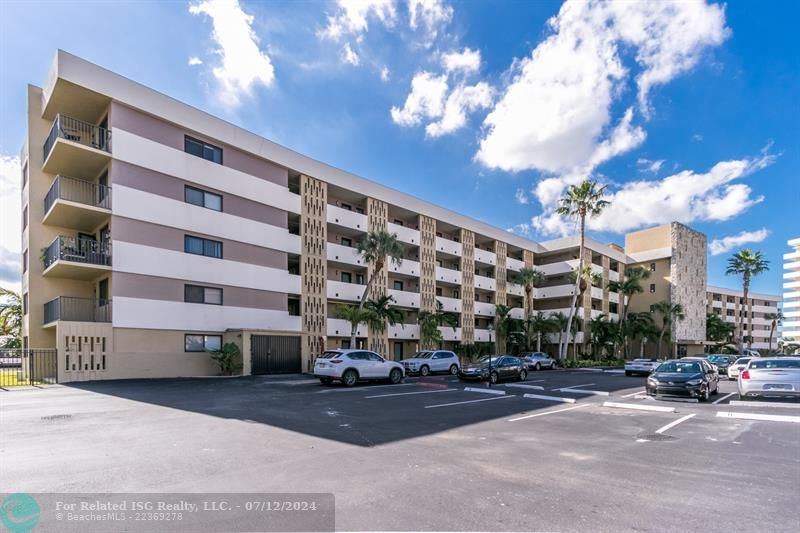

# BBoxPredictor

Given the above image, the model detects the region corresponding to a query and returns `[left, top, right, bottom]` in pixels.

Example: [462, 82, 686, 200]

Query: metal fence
[43, 114, 111, 161]
[44, 236, 112, 269]
[44, 175, 112, 213]
[43, 297, 112, 324]
[0, 349, 58, 388]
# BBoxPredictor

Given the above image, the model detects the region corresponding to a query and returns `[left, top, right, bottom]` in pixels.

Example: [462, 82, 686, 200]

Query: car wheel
[420, 365, 430, 377]
[319, 377, 333, 385]
[551, 361, 558, 369]
[625, 371, 632, 376]
[490, 371, 499, 384]
[342, 369, 358, 387]
[449, 364, 458, 375]
[535, 363, 541, 371]
[389, 368, 403, 384]
[700, 386, 710, 402]
[519, 369, 527, 381]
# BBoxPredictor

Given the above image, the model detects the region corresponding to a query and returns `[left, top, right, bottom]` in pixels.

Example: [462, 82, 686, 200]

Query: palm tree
[706, 312, 735, 352]
[513, 268, 545, 317]
[766, 310, 783, 353]
[725, 249, 770, 352]
[520, 312, 558, 352]
[624, 312, 656, 357]
[566, 265, 601, 355]
[653, 301, 685, 358]
[493, 304, 514, 353]
[550, 311, 568, 360]
[588, 314, 619, 359]
[335, 304, 373, 348]
[418, 300, 458, 349]
[363, 295, 404, 333]
[351, 230, 404, 346]
[608, 266, 650, 356]
[555, 180, 609, 360]
[0, 288, 22, 348]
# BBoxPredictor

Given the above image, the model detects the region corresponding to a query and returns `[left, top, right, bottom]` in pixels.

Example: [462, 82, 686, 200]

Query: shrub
[208, 342, 242, 376]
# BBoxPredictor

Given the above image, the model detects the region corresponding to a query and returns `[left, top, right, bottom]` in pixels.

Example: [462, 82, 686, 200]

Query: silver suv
[400, 350, 460, 376]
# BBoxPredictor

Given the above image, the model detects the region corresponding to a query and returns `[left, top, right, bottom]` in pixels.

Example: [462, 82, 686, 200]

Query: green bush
[208, 342, 242, 376]
[562, 358, 624, 368]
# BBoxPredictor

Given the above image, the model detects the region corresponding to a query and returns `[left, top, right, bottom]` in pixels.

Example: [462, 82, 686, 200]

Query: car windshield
[317, 351, 341, 359]
[476, 356, 502, 365]
[749, 359, 800, 369]
[733, 358, 751, 365]
[656, 361, 702, 373]
[708, 356, 731, 363]
[413, 352, 433, 359]
[632, 359, 656, 363]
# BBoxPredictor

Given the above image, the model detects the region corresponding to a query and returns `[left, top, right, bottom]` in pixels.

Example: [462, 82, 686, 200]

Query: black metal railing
[44, 236, 112, 270]
[43, 114, 111, 161]
[44, 297, 112, 324]
[44, 175, 112, 214]
[0, 349, 58, 387]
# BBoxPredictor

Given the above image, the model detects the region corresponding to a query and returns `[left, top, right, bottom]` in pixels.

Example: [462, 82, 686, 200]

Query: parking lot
[2, 369, 799, 532]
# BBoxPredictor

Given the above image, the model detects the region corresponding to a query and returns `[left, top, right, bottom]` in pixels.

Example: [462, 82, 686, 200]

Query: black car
[646, 359, 720, 401]
[458, 356, 527, 384]
[706, 354, 737, 375]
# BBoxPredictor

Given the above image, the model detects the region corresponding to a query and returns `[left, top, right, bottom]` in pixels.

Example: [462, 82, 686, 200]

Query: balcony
[43, 297, 112, 326]
[474, 301, 496, 317]
[389, 258, 421, 277]
[327, 280, 365, 302]
[507, 282, 525, 297]
[506, 257, 525, 272]
[388, 289, 420, 308]
[327, 242, 365, 267]
[43, 176, 111, 231]
[42, 114, 111, 177]
[327, 318, 367, 338]
[435, 236, 462, 256]
[533, 284, 576, 300]
[474, 274, 496, 291]
[474, 248, 496, 266]
[439, 326, 462, 342]
[388, 222, 420, 246]
[42, 236, 112, 280]
[389, 323, 419, 340]
[435, 266, 462, 285]
[327, 204, 368, 232]
[436, 296, 462, 313]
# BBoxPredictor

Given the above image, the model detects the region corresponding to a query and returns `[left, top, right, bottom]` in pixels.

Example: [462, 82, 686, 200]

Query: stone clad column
[494, 240, 507, 353]
[367, 198, 389, 354]
[602, 256, 610, 315]
[418, 215, 437, 313]
[460, 230, 475, 344]
[523, 250, 534, 314]
[300, 175, 327, 371]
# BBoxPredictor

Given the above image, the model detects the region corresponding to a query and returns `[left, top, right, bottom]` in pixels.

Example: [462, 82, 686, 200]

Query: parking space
[3, 371, 798, 532]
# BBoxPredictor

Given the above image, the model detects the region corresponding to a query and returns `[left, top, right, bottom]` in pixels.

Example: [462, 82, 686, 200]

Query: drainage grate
[637, 432, 676, 442]
[41, 414, 72, 422]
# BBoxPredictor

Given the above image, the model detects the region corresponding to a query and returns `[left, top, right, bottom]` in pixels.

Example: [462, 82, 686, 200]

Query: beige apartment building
[784, 238, 800, 345]
[706, 287, 782, 351]
[21, 51, 752, 382]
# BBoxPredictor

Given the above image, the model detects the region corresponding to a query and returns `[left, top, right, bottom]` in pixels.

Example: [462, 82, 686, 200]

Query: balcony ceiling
[43, 200, 110, 232]
[42, 139, 110, 178]
[42, 79, 110, 122]
[42, 260, 111, 281]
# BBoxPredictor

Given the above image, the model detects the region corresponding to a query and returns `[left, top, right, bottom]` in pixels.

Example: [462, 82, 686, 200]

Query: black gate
[251, 335, 301, 374]
[0, 349, 58, 388]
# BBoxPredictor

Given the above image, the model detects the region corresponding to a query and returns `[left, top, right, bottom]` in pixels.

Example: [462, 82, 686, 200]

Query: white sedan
[314, 349, 405, 387]
[727, 357, 756, 380]
[625, 358, 662, 376]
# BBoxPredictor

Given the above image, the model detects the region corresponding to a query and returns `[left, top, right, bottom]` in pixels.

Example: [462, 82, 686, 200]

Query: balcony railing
[44, 236, 112, 269]
[44, 175, 112, 214]
[44, 297, 112, 324]
[43, 114, 111, 162]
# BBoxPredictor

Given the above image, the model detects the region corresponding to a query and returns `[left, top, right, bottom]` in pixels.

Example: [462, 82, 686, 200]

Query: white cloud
[189, 0, 275, 107]
[321, 0, 397, 40]
[408, 0, 453, 42]
[380, 65, 390, 81]
[709, 228, 769, 256]
[441, 47, 481, 74]
[390, 71, 449, 127]
[425, 82, 493, 137]
[515, 188, 529, 204]
[188, 56, 203, 66]
[637, 158, 665, 173]
[476, 0, 727, 178]
[530, 151, 774, 236]
[0, 155, 21, 290]
[342, 42, 360, 65]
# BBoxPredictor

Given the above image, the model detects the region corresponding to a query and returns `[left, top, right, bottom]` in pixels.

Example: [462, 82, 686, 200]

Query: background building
[706, 287, 782, 352]
[783, 237, 800, 348]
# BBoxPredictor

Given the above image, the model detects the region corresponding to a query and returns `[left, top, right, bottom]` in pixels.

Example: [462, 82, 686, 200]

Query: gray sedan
[738, 357, 800, 399]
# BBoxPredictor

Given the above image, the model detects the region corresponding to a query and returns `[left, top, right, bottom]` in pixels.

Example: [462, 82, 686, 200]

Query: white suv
[314, 349, 405, 387]
[401, 350, 460, 376]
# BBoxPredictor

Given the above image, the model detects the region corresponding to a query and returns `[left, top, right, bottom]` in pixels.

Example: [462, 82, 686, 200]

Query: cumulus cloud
[188, 56, 203, 66]
[189, 0, 275, 107]
[390, 71, 449, 127]
[638, 158, 665, 174]
[408, 0, 453, 35]
[342, 42, 360, 65]
[530, 151, 775, 236]
[320, 0, 397, 40]
[709, 228, 769, 256]
[425, 82, 493, 137]
[380, 65, 391, 81]
[441, 47, 481, 74]
[515, 188, 529, 204]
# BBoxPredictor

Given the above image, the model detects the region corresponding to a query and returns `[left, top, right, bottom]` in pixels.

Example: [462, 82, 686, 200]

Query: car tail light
[330, 359, 343, 364]
[741, 370, 750, 380]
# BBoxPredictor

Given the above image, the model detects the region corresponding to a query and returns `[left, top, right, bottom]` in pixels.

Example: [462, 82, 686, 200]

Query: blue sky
[1, 0, 797, 296]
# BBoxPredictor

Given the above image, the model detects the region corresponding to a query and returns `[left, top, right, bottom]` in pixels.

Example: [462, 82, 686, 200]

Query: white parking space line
[317, 384, 415, 394]
[508, 404, 590, 422]
[716, 411, 800, 423]
[558, 383, 595, 389]
[602, 402, 676, 413]
[553, 388, 610, 396]
[522, 393, 576, 404]
[364, 389, 457, 399]
[655, 413, 696, 434]
[463, 387, 507, 395]
[503, 383, 545, 391]
[425, 395, 517, 409]
[712, 392, 736, 405]
[621, 390, 646, 398]
[729, 400, 800, 409]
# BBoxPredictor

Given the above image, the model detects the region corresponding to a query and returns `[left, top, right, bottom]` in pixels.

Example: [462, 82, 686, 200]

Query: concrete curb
[729, 400, 800, 409]
[464, 387, 506, 395]
[554, 387, 610, 396]
[602, 401, 676, 413]
[523, 393, 576, 404]
[716, 411, 800, 423]
[503, 383, 545, 391]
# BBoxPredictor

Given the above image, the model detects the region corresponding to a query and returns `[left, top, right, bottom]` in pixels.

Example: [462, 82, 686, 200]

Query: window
[356, 273, 365, 285]
[650, 283, 656, 293]
[22, 206, 27, 230]
[435, 287, 442, 296]
[393, 219, 404, 226]
[288, 297, 300, 316]
[184, 334, 222, 352]
[22, 249, 27, 273]
[727, 309, 735, 316]
[393, 280, 404, 291]
[22, 162, 27, 188]
[340, 203, 352, 211]
[649, 262, 656, 272]
[340, 237, 352, 247]
[340, 339, 351, 349]
[184, 235, 223, 258]
[341, 272, 352, 283]
[22, 293, 28, 315]
[185, 186, 222, 211]
[355, 207, 364, 214]
[185, 284, 223, 305]
[184, 136, 222, 164]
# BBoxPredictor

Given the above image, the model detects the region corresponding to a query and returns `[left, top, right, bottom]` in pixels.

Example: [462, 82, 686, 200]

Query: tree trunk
[562, 216, 585, 359]
[744, 274, 752, 350]
[657, 329, 665, 359]
[768, 324, 775, 353]
[351, 265, 381, 346]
